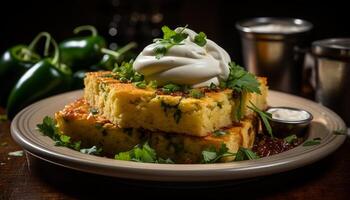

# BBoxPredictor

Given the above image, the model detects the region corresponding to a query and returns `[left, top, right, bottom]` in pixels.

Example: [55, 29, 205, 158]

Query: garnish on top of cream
[133, 26, 231, 88]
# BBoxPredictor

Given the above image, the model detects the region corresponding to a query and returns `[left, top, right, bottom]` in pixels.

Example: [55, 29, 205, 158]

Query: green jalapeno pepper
[0, 32, 51, 106]
[59, 25, 107, 71]
[7, 35, 72, 118]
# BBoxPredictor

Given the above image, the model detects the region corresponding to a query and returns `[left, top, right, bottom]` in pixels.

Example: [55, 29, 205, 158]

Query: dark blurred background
[1, 0, 350, 65]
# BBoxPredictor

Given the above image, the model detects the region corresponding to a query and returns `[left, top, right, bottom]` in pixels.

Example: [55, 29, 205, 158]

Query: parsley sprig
[37, 116, 101, 155]
[194, 32, 207, 46]
[234, 147, 260, 161]
[154, 25, 189, 59]
[115, 142, 174, 164]
[112, 60, 144, 83]
[201, 144, 235, 163]
[221, 62, 261, 94]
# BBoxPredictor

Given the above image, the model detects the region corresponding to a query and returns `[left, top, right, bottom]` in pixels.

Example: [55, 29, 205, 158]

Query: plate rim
[10, 90, 347, 182]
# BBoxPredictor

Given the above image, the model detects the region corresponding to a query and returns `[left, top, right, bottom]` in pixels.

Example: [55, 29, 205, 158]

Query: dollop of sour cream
[267, 108, 310, 121]
[133, 27, 231, 88]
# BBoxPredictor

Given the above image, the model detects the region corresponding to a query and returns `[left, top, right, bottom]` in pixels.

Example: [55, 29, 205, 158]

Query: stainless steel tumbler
[236, 18, 313, 94]
[312, 38, 350, 125]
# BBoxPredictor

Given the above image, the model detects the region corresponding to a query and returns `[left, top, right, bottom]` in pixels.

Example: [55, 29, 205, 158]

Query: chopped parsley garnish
[201, 143, 235, 163]
[162, 83, 182, 94]
[189, 89, 204, 99]
[234, 147, 260, 161]
[247, 101, 273, 138]
[213, 130, 228, 137]
[153, 25, 189, 59]
[160, 100, 182, 123]
[194, 32, 207, 46]
[209, 82, 218, 90]
[114, 142, 174, 163]
[222, 62, 261, 94]
[284, 134, 298, 144]
[303, 138, 321, 146]
[112, 60, 144, 83]
[36, 116, 100, 152]
[134, 81, 147, 89]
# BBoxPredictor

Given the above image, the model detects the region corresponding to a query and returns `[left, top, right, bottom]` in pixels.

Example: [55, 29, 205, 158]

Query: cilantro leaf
[114, 142, 173, 164]
[284, 134, 298, 144]
[194, 32, 207, 46]
[303, 138, 321, 146]
[153, 25, 189, 59]
[213, 130, 227, 137]
[201, 143, 235, 163]
[247, 101, 273, 138]
[112, 60, 144, 83]
[37, 116, 100, 154]
[234, 147, 260, 161]
[162, 83, 181, 94]
[189, 89, 204, 99]
[225, 62, 261, 94]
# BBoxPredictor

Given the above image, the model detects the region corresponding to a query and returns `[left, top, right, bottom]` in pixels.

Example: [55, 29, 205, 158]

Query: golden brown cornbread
[84, 71, 267, 137]
[55, 99, 258, 163]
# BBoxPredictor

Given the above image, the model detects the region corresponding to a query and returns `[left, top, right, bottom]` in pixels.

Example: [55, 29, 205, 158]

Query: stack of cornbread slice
[55, 71, 268, 163]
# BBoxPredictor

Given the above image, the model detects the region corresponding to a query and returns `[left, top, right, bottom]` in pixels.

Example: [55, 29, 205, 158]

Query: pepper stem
[73, 25, 98, 37]
[50, 38, 60, 65]
[28, 32, 51, 57]
[100, 42, 137, 59]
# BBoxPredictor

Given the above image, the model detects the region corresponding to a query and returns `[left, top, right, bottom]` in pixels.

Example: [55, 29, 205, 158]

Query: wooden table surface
[1, 107, 349, 200]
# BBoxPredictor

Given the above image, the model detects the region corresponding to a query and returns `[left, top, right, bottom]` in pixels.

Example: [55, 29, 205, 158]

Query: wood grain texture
[1, 107, 349, 199]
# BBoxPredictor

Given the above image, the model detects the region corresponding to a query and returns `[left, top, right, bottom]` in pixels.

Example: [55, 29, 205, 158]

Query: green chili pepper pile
[0, 25, 137, 119]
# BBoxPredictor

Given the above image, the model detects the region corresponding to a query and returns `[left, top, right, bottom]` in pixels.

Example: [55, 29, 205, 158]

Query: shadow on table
[26, 152, 335, 199]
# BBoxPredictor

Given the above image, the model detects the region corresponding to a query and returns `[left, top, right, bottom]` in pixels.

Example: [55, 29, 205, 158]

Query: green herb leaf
[284, 134, 298, 144]
[37, 116, 99, 154]
[225, 62, 261, 94]
[201, 143, 235, 163]
[147, 80, 158, 89]
[134, 81, 147, 89]
[162, 83, 181, 94]
[160, 100, 182, 123]
[153, 25, 189, 59]
[194, 32, 207, 46]
[213, 130, 227, 137]
[189, 89, 204, 99]
[112, 60, 144, 83]
[208, 82, 218, 90]
[247, 101, 273, 138]
[234, 147, 260, 161]
[303, 138, 321, 146]
[114, 142, 173, 163]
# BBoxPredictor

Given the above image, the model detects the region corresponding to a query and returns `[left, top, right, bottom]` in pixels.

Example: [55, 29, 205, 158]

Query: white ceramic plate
[10, 90, 347, 182]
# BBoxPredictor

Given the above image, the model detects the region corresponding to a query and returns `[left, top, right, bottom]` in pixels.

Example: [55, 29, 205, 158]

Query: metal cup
[312, 38, 350, 125]
[236, 18, 313, 94]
